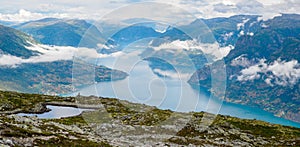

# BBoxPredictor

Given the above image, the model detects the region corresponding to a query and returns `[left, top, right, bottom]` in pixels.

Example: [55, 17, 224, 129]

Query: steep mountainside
[181, 15, 261, 47]
[189, 14, 300, 123]
[0, 61, 128, 95]
[100, 25, 191, 54]
[0, 25, 38, 58]
[99, 15, 263, 76]
[0, 25, 127, 94]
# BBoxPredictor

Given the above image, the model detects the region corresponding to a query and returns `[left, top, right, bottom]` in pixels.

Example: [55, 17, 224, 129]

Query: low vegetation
[0, 90, 299, 146]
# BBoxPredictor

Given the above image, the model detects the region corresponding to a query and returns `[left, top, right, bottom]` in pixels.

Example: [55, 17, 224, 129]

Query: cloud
[0, 43, 113, 66]
[237, 18, 250, 30]
[178, 0, 299, 20]
[230, 54, 251, 67]
[213, 3, 236, 13]
[237, 58, 300, 86]
[153, 68, 190, 79]
[0, 0, 299, 23]
[0, 9, 74, 22]
[0, 54, 23, 66]
[152, 40, 234, 60]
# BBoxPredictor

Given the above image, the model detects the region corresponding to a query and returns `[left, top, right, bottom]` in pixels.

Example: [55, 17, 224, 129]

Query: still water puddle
[18, 105, 93, 119]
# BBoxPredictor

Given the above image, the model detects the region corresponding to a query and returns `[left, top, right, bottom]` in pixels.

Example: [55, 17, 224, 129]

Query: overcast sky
[0, 0, 299, 22]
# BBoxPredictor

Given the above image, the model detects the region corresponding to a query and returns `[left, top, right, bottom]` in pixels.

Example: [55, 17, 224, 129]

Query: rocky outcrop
[0, 90, 300, 146]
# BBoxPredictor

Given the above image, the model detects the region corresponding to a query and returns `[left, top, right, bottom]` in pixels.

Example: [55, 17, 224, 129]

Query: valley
[0, 10, 299, 146]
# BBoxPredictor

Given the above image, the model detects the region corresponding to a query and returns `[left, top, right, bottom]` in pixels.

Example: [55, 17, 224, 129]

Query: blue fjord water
[75, 48, 300, 128]
[22, 42, 300, 128]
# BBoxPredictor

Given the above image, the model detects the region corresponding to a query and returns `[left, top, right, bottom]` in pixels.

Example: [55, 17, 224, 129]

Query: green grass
[34, 137, 112, 147]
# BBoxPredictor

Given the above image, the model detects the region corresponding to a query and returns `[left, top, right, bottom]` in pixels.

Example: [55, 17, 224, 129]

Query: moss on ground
[34, 137, 112, 147]
[0, 90, 74, 112]
[1, 90, 300, 146]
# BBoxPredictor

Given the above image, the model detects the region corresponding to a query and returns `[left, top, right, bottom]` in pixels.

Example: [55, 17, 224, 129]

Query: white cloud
[264, 78, 273, 86]
[97, 43, 117, 50]
[0, 54, 23, 66]
[237, 18, 250, 30]
[0, 9, 68, 22]
[256, 0, 285, 6]
[0, 0, 299, 23]
[268, 59, 300, 86]
[237, 58, 300, 86]
[230, 54, 251, 67]
[152, 40, 234, 60]
[153, 68, 190, 79]
[0, 43, 111, 66]
[247, 32, 254, 36]
[239, 30, 245, 36]
[237, 59, 267, 81]
[221, 32, 234, 42]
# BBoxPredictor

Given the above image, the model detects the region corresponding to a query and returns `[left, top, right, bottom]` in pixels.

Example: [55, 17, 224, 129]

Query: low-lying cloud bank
[0, 43, 123, 67]
[153, 68, 191, 80]
[151, 40, 234, 60]
[236, 58, 300, 86]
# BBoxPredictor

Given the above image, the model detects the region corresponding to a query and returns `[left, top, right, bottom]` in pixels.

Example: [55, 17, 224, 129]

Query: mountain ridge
[13, 18, 104, 48]
[0, 24, 128, 94]
[0, 24, 39, 58]
[188, 14, 300, 123]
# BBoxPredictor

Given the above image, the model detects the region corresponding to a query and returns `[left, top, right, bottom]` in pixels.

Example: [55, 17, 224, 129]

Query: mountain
[0, 25, 127, 94]
[0, 25, 39, 58]
[99, 15, 264, 76]
[0, 90, 299, 146]
[0, 20, 15, 26]
[189, 14, 300, 123]
[13, 18, 104, 48]
[202, 15, 261, 47]
[0, 61, 128, 94]
[100, 24, 191, 54]
[100, 24, 205, 78]
[100, 25, 161, 54]
[180, 15, 261, 47]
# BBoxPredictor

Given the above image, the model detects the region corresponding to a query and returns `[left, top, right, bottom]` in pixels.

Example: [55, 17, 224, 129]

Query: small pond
[18, 105, 93, 119]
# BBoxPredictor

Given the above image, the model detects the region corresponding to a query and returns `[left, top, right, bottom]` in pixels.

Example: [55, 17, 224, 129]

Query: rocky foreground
[0, 90, 299, 146]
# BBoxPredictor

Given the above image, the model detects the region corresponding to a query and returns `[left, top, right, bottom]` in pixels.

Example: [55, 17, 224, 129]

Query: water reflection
[18, 105, 93, 119]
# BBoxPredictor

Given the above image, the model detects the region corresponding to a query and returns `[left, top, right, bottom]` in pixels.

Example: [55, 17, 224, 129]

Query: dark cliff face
[188, 14, 300, 123]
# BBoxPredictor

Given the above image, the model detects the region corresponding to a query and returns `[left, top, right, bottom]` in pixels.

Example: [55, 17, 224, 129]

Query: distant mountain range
[94, 14, 300, 123]
[99, 24, 191, 54]
[0, 24, 127, 94]
[0, 14, 299, 123]
[13, 18, 104, 48]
